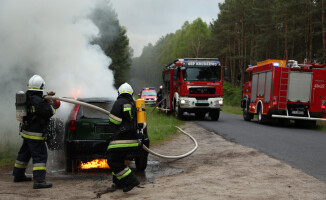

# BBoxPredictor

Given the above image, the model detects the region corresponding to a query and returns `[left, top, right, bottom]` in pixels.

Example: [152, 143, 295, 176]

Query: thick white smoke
[0, 0, 117, 147]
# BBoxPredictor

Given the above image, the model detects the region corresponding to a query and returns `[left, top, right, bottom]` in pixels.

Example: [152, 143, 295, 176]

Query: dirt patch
[0, 122, 325, 199]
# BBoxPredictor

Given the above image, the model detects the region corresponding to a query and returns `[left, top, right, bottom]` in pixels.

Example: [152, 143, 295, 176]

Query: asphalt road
[196, 112, 326, 183]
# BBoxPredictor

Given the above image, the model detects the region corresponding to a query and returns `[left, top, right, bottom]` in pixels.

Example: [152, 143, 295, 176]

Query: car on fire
[139, 87, 157, 105]
[47, 97, 150, 172]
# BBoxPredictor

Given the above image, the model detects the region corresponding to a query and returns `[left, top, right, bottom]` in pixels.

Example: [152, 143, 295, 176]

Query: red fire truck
[241, 59, 326, 126]
[159, 58, 223, 120]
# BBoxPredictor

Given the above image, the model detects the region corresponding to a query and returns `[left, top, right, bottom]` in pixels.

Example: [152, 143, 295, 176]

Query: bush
[223, 82, 242, 106]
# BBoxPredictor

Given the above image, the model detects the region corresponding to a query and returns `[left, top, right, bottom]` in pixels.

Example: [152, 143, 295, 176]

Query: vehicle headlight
[218, 100, 223, 105]
[180, 99, 189, 104]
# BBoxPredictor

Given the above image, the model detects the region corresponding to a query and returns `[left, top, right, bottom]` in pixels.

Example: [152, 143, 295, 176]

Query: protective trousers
[13, 139, 48, 181]
[107, 150, 139, 188]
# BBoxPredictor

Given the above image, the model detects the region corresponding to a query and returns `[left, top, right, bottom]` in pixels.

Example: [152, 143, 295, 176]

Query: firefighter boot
[33, 180, 52, 189]
[121, 172, 140, 192]
[13, 176, 32, 182]
[111, 176, 123, 190]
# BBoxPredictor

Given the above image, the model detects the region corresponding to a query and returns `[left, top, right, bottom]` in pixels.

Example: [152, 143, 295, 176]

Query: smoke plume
[0, 0, 118, 147]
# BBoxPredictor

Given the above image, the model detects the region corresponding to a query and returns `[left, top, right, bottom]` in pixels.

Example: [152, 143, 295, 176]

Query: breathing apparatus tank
[136, 99, 146, 129]
[15, 91, 27, 123]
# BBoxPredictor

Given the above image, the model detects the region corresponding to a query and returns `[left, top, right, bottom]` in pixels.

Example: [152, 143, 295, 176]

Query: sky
[110, 0, 224, 57]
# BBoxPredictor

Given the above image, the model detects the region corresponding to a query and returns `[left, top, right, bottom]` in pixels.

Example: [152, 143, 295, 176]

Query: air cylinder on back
[136, 99, 146, 129]
[16, 91, 27, 122]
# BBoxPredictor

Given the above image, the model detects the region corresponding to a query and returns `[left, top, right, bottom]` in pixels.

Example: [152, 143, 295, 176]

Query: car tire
[210, 109, 220, 121]
[66, 158, 72, 172]
[135, 155, 148, 172]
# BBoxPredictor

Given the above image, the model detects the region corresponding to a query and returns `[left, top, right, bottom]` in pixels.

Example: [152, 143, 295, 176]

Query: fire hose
[44, 96, 198, 159]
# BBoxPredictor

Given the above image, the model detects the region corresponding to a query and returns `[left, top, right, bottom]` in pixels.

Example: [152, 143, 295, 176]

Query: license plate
[197, 100, 208, 103]
[292, 111, 304, 115]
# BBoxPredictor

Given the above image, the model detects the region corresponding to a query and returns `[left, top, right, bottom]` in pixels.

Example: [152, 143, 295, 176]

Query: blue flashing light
[216, 94, 219, 97]
[184, 58, 188, 61]
[273, 62, 280, 67]
[215, 59, 218, 61]
[186, 94, 189, 97]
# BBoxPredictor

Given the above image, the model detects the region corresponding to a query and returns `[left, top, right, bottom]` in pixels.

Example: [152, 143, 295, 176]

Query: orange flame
[71, 88, 81, 100]
[80, 159, 110, 169]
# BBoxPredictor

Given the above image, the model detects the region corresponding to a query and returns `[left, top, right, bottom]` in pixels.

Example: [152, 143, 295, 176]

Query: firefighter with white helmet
[106, 82, 141, 192]
[13, 75, 59, 189]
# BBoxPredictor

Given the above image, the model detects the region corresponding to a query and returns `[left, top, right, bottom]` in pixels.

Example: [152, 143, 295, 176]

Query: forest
[129, 0, 326, 88]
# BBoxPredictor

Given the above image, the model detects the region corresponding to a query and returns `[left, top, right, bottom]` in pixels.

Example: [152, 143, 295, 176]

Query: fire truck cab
[160, 58, 223, 120]
[241, 59, 326, 126]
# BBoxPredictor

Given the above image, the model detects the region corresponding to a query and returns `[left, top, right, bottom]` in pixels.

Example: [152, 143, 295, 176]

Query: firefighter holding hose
[13, 75, 60, 189]
[106, 83, 142, 192]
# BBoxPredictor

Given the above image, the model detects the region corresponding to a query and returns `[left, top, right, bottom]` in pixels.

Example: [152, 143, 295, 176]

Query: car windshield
[183, 66, 221, 82]
[81, 102, 112, 119]
[142, 90, 156, 96]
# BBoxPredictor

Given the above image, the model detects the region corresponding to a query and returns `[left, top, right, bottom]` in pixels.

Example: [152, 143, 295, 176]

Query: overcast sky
[110, 0, 224, 57]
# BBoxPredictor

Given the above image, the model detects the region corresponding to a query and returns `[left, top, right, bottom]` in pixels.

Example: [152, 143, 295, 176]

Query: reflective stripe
[23, 131, 43, 137]
[120, 90, 132, 95]
[113, 168, 132, 180]
[16, 160, 28, 165]
[109, 117, 121, 125]
[110, 140, 139, 145]
[15, 160, 28, 169]
[109, 114, 122, 122]
[123, 107, 131, 111]
[33, 166, 46, 171]
[21, 132, 45, 140]
[113, 167, 129, 177]
[107, 143, 139, 150]
[123, 104, 132, 108]
[51, 105, 56, 114]
[15, 163, 28, 169]
[33, 163, 46, 171]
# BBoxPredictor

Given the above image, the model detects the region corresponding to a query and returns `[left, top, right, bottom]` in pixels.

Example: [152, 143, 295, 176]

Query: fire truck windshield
[182, 66, 221, 82]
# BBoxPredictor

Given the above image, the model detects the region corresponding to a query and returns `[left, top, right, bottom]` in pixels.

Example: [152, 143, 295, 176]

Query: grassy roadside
[0, 146, 17, 167]
[145, 105, 184, 146]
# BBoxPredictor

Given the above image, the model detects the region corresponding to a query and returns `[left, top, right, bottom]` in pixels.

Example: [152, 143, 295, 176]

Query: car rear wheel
[135, 155, 148, 172]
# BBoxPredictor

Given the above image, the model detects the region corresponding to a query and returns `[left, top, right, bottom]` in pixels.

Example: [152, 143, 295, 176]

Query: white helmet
[160, 85, 163, 89]
[118, 82, 133, 95]
[28, 75, 45, 91]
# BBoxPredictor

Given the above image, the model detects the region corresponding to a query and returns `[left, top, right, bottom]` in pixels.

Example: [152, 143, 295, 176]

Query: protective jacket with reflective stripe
[22, 91, 56, 139]
[108, 94, 138, 150]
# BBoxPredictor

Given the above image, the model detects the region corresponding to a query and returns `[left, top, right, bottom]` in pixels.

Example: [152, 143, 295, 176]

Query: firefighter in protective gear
[106, 83, 140, 192]
[13, 75, 58, 189]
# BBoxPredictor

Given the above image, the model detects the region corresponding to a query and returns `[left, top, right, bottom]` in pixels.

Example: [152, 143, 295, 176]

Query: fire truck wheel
[209, 110, 220, 121]
[174, 104, 183, 119]
[243, 105, 253, 121]
[257, 106, 266, 124]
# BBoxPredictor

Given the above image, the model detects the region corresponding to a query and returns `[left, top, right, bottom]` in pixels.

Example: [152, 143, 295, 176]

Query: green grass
[222, 105, 242, 116]
[0, 147, 17, 167]
[145, 105, 184, 146]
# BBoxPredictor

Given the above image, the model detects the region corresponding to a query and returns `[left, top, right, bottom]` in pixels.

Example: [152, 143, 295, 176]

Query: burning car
[139, 87, 157, 105]
[48, 97, 150, 172]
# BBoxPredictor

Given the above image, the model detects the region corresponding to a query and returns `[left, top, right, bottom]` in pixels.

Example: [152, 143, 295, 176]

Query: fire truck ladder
[278, 68, 289, 110]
